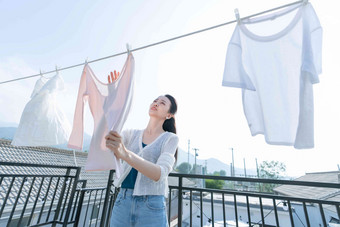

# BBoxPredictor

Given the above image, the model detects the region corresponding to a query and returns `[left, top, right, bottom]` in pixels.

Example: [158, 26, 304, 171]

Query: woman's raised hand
[105, 131, 127, 160]
[107, 70, 120, 83]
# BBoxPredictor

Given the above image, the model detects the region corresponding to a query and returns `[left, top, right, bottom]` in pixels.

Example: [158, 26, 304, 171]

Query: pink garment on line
[68, 54, 135, 177]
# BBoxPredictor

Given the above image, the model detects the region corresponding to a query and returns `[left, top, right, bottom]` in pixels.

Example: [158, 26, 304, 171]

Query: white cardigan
[114, 129, 178, 197]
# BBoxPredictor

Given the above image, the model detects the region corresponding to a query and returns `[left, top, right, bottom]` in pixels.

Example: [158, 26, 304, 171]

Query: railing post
[100, 170, 115, 227]
[178, 176, 183, 227]
[288, 200, 295, 227]
[53, 168, 71, 227]
[74, 180, 87, 227]
[108, 186, 120, 224]
[62, 167, 81, 227]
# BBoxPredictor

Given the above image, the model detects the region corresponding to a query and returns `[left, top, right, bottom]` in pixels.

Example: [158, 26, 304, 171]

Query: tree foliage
[258, 160, 286, 192]
[259, 161, 286, 179]
[205, 179, 224, 189]
[176, 162, 192, 174]
[205, 171, 225, 189]
[219, 170, 226, 176]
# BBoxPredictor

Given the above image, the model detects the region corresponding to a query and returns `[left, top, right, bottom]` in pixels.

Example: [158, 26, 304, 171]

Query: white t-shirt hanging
[12, 74, 71, 147]
[222, 2, 322, 149]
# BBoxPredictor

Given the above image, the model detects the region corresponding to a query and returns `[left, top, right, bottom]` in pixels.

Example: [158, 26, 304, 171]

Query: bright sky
[0, 0, 339, 177]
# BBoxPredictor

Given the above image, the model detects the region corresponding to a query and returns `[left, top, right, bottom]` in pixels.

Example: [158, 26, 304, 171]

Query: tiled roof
[274, 171, 340, 203]
[0, 139, 112, 212]
[0, 139, 110, 189]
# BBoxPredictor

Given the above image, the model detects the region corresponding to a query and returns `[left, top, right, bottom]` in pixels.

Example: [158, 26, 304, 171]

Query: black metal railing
[0, 161, 80, 227]
[168, 173, 340, 227]
[0, 161, 118, 227]
[72, 170, 115, 227]
[1, 161, 340, 227]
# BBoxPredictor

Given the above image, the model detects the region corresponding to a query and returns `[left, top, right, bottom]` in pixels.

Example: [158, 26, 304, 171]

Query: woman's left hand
[105, 131, 128, 160]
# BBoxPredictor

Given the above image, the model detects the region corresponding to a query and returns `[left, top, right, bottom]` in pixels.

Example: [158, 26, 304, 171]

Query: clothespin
[302, 0, 308, 5]
[85, 57, 88, 65]
[55, 65, 59, 74]
[39, 69, 43, 77]
[234, 8, 240, 24]
[126, 43, 131, 55]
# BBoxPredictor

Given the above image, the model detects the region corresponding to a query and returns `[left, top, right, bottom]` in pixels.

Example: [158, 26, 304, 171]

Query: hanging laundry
[222, 2, 322, 149]
[68, 53, 134, 176]
[12, 74, 71, 146]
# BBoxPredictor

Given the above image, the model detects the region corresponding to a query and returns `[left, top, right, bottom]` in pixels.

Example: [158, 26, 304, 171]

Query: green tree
[258, 160, 286, 192]
[205, 171, 225, 189]
[211, 170, 226, 176]
[219, 170, 226, 176]
[176, 162, 192, 174]
[205, 179, 224, 189]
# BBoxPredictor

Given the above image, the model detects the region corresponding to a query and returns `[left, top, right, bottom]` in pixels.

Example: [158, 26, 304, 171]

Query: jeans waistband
[119, 188, 134, 199]
[119, 188, 165, 200]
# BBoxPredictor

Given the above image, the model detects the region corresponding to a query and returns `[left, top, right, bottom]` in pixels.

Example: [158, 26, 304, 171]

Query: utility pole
[243, 158, 247, 177]
[255, 158, 259, 178]
[229, 148, 235, 177]
[230, 163, 233, 177]
[193, 148, 199, 174]
[204, 160, 207, 188]
[187, 140, 190, 173]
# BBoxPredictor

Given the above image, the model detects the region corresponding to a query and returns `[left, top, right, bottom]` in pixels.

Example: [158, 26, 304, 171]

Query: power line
[0, 0, 304, 85]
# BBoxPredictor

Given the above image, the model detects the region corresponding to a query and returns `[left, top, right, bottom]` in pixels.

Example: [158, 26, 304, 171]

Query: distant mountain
[0, 127, 91, 151]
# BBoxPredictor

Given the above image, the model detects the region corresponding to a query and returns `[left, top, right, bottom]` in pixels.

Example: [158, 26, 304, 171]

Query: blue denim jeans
[110, 188, 168, 227]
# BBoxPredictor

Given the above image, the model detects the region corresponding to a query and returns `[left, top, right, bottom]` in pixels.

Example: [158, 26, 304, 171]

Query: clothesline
[0, 0, 304, 85]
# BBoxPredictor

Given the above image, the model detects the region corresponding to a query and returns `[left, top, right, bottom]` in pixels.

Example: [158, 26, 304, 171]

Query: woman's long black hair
[162, 94, 178, 160]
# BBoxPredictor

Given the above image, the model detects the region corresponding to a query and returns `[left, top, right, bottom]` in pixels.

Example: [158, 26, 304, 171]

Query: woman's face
[149, 96, 172, 119]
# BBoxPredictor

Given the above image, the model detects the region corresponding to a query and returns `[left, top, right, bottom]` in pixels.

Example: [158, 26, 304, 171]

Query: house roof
[274, 171, 340, 213]
[274, 171, 340, 200]
[0, 139, 111, 185]
[0, 139, 113, 210]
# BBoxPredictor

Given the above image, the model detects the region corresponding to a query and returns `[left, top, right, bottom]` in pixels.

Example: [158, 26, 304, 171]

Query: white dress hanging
[11, 74, 71, 146]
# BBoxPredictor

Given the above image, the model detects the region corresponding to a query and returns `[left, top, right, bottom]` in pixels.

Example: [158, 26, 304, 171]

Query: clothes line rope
[0, 0, 304, 85]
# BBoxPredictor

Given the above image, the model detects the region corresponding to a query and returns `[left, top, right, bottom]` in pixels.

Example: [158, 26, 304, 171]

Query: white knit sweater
[113, 129, 178, 197]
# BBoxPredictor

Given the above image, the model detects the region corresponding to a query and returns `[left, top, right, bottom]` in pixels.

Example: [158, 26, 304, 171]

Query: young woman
[105, 94, 179, 227]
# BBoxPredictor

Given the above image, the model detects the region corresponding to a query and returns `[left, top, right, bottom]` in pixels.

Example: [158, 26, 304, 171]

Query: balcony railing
[0, 162, 81, 226]
[1, 161, 340, 227]
[168, 173, 340, 227]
